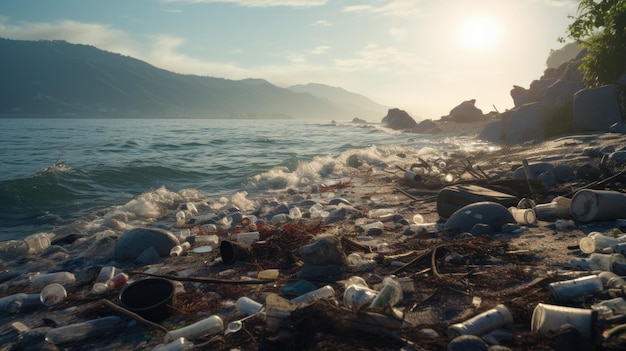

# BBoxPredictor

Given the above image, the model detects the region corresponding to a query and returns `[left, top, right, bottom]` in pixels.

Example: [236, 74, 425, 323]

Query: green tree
[564, 0, 626, 87]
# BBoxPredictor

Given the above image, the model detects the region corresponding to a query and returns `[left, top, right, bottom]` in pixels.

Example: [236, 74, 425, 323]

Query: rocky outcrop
[411, 119, 441, 134]
[572, 84, 624, 132]
[448, 99, 484, 123]
[381, 108, 417, 130]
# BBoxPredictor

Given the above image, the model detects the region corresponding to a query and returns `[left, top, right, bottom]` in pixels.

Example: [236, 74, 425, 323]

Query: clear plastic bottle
[0, 293, 42, 314]
[151, 337, 194, 351]
[370, 276, 402, 308]
[45, 316, 125, 344]
[289, 285, 335, 305]
[164, 315, 224, 343]
[31, 272, 76, 288]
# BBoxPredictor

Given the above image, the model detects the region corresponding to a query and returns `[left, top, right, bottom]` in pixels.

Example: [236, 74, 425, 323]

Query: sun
[458, 15, 501, 51]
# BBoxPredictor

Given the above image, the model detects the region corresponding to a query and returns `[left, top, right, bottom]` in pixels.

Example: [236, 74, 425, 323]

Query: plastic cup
[40, 283, 67, 306]
[531, 303, 597, 341]
[447, 304, 514, 339]
[579, 232, 620, 254]
[549, 275, 603, 302]
[509, 207, 536, 225]
[343, 284, 378, 310]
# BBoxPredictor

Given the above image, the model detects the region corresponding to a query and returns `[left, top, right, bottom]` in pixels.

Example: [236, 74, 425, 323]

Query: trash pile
[4, 136, 626, 350]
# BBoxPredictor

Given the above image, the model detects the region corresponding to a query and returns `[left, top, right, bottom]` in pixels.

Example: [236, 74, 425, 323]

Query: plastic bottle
[31, 272, 76, 288]
[289, 285, 335, 305]
[105, 273, 129, 290]
[23, 233, 54, 254]
[151, 337, 194, 351]
[370, 276, 402, 308]
[343, 278, 378, 310]
[164, 315, 224, 343]
[236, 296, 264, 315]
[170, 242, 191, 256]
[447, 304, 513, 339]
[347, 253, 376, 272]
[45, 316, 125, 344]
[0, 293, 42, 314]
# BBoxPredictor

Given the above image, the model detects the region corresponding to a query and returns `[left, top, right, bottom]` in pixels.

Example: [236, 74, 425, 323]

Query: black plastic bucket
[118, 278, 175, 322]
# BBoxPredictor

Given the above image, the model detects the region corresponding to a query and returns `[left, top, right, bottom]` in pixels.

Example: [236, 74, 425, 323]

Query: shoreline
[3, 127, 626, 350]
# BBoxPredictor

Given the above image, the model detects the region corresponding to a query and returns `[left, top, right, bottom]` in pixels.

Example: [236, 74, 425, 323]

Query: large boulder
[381, 108, 417, 130]
[505, 102, 556, 143]
[411, 119, 440, 133]
[115, 227, 180, 262]
[542, 79, 583, 109]
[448, 99, 484, 123]
[572, 85, 624, 132]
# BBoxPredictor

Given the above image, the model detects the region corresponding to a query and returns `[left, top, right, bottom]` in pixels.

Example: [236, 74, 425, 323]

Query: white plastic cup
[531, 303, 596, 341]
[236, 296, 263, 315]
[508, 207, 536, 225]
[370, 276, 402, 308]
[164, 315, 224, 343]
[549, 275, 603, 302]
[343, 284, 378, 310]
[40, 283, 67, 306]
[579, 232, 620, 254]
[96, 266, 117, 283]
[447, 304, 514, 339]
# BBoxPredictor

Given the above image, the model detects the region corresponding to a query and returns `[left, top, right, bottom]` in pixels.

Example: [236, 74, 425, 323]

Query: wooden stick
[100, 299, 168, 334]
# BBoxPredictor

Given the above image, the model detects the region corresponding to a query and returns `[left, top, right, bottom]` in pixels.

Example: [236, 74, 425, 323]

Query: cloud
[343, 0, 421, 17]
[311, 45, 329, 55]
[388, 27, 407, 41]
[163, 0, 327, 7]
[312, 19, 332, 27]
[333, 44, 429, 74]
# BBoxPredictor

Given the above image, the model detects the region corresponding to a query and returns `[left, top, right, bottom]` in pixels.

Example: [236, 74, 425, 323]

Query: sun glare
[458, 15, 501, 51]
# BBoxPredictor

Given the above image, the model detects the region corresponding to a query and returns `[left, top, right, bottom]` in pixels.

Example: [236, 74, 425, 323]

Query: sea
[0, 118, 497, 242]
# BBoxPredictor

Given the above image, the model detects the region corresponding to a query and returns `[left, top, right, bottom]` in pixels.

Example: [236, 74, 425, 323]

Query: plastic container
[591, 297, 626, 319]
[45, 316, 125, 344]
[571, 189, 626, 222]
[119, 278, 175, 322]
[31, 272, 76, 288]
[289, 285, 335, 305]
[40, 283, 67, 306]
[106, 273, 129, 290]
[531, 303, 596, 341]
[0, 293, 42, 314]
[151, 337, 194, 351]
[169, 242, 191, 256]
[579, 232, 620, 254]
[164, 315, 224, 343]
[257, 269, 279, 280]
[534, 197, 571, 219]
[343, 284, 378, 310]
[370, 276, 402, 308]
[549, 275, 603, 302]
[508, 207, 536, 225]
[346, 253, 376, 272]
[447, 304, 513, 339]
[236, 296, 263, 316]
[23, 233, 53, 254]
[96, 266, 117, 283]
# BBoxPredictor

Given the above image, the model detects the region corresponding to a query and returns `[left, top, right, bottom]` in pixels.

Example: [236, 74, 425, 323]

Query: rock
[447, 335, 489, 351]
[541, 79, 583, 109]
[505, 102, 555, 143]
[513, 162, 554, 179]
[411, 119, 439, 133]
[511, 85, 536, 107]
[609, 150, 626, 163]
[351, 117, 367, 124]
[299, 235, 344, 266]
[346, 154, 363, 168]
[572, 85, 624, 132]
[449, 99, 484, 123]
[134, 246, 162, 265]
[114, 227, 180, 262]
[478, 119, 505, 142]
[381, 108, 418, 130]
[444, 202, 515, 233]
[575, 163, 603, 181]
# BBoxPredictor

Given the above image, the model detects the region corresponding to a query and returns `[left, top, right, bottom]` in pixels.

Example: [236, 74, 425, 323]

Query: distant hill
[0, 38, 389, 119]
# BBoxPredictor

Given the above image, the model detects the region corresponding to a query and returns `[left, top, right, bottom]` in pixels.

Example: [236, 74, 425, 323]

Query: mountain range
[0, 38, 389, 119]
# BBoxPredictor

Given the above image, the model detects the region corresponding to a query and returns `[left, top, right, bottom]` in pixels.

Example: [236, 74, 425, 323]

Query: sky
[0, 0, 580, 119]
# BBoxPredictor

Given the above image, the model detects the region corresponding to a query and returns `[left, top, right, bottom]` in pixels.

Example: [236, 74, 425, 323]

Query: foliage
[564, 0, 626, 87]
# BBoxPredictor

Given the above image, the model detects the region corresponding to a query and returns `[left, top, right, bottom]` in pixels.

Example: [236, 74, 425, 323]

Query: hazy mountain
[0, 38, 389, 119]
[288, 83, 389, 120]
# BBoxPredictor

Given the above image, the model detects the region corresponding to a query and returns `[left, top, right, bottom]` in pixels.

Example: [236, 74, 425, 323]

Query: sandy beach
[3, 122, 626, 351]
